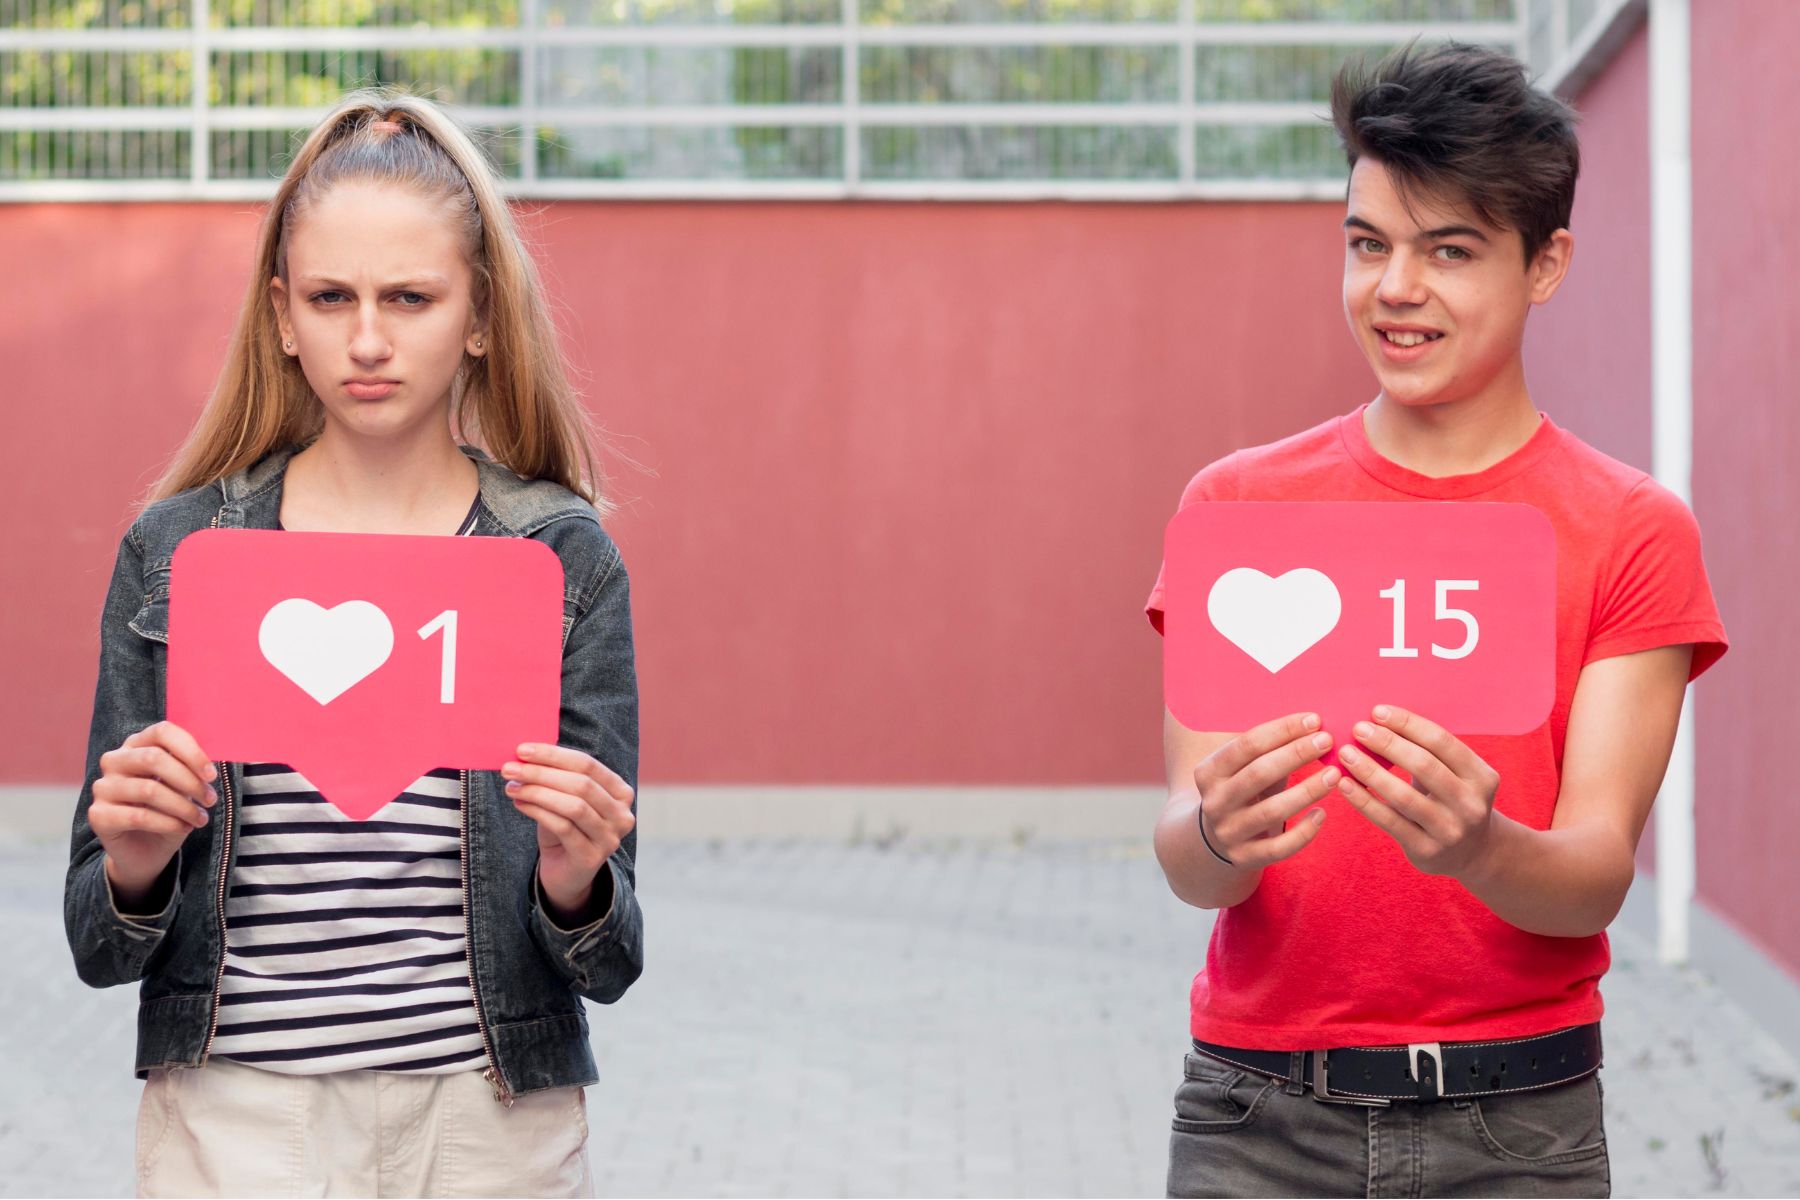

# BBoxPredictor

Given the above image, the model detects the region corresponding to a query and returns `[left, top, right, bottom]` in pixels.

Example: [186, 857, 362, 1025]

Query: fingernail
[1339, 746, 1358, 763]
[197, 810, 209, 825]
[1311, 810, 1326, 826]
[1354, 722, 1375, 741]
[1303, 713, 1321, 731]
[1339, 777, 1356, 795]
[505, 780, 521, 793]
[1312, 732, 1332, 751]
[519, 744, 539, 756]
[1373, 705, 1391, 721]
[205, 764, 218, 782]
[205, 786, 218, 806]
[1321, 768, 1340, 786]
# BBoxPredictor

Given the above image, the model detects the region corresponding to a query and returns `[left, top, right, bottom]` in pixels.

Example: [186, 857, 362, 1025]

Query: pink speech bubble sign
[168, 529, 564, 820]
[1163, 502, 1555, 768]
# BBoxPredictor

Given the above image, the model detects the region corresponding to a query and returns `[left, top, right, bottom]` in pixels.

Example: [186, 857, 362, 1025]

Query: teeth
[1383, 330, 1439, 347]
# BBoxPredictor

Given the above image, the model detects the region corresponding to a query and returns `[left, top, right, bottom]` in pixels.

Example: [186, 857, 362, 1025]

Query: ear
[465, 327, 488, 358]
[1528, 229, 1575, 305]
[269, 276, 294, 354]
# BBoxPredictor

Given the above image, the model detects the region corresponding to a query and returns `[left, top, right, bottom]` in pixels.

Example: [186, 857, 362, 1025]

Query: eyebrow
[298, 274, 451, 290]
[1343, 216, 1491, 243]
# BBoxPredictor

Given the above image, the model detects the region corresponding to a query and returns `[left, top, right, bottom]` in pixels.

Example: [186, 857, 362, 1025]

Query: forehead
[287, 181, 469, 278]
[1345, 157, 1496, 238]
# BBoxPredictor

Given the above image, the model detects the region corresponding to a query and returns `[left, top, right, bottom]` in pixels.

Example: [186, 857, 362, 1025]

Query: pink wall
[3, 200, 1365, 787]
[1688, 3, 1800, 980]
[1526, 12, 1800, 982]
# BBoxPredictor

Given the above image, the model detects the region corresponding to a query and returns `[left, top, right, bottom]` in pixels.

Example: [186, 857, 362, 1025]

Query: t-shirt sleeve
[1583, 477, 1729, 681]
[1146, 452, 1240, 636]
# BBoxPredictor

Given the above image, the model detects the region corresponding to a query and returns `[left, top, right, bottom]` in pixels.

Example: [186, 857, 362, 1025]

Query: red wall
[1688, 3, 1800, 979]
[2, 199, 1365, 786]
[1526, 12, 1800, 983]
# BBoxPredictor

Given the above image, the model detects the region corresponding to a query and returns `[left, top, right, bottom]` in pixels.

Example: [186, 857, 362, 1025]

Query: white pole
[1648, 0, 1694, 966]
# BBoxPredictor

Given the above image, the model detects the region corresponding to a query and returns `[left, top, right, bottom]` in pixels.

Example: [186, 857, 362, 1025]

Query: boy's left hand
[501, 743, 636, 922]
[1334, 706, 1498, 880]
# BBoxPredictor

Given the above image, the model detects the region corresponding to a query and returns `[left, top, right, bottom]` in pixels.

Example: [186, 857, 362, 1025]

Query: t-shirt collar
[1337, 401, 1564, 499]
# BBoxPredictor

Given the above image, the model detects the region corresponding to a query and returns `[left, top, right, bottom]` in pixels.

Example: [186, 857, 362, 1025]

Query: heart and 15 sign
[1161, 502, 1556, 763]
[166, 529, 565, 821]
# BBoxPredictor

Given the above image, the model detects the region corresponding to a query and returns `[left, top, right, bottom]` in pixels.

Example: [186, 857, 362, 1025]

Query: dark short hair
[1330, 40, 1580, 265]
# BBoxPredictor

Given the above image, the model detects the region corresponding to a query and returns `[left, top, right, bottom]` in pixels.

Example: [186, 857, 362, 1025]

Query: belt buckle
[1310, 1050, 1391, 1107]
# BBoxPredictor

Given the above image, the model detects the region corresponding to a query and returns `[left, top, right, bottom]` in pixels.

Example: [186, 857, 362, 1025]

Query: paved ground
[3, 836, 1796, 1197]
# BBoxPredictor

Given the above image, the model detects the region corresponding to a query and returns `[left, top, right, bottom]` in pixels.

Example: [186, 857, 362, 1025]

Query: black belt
[1192, 1022, 1602, 1105]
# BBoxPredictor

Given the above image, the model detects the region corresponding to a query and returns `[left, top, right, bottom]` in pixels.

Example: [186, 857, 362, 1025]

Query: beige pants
[135, 1056, 593, 1198]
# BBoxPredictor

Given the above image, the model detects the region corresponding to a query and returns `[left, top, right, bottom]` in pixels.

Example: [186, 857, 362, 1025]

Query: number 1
[1378, 580, 1419, 657]
[417, 610, 458, 703]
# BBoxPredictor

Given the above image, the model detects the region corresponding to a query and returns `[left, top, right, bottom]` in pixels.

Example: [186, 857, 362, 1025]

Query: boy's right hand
[1193, 713, 1339, 868]
[92, 721, 217, 909]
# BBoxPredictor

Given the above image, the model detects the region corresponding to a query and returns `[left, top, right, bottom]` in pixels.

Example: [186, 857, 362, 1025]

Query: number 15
[1378, 579, 1479, 660]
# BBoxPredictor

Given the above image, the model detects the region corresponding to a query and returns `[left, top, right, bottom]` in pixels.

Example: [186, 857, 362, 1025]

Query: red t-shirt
[1146, 404, 1729, 1049]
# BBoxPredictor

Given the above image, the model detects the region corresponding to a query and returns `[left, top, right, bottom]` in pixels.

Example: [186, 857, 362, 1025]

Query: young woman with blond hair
[65, 89, 640, 1197]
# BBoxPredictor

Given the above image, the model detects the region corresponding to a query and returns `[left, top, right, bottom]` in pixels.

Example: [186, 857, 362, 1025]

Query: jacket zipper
[197, 509, 234, 1068]
[462, 767, 512, 1106]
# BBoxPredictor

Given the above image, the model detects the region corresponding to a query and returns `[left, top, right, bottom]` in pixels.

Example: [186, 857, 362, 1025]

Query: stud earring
[284, 341, 293, 351]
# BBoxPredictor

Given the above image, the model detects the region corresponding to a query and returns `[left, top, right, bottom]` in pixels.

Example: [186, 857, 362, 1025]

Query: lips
[1374, 327, 1444, 364]
[345, 380, 398, 399]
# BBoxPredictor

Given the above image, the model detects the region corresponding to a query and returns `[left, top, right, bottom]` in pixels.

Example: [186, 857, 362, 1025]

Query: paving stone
[3, 838, 1796, 1197]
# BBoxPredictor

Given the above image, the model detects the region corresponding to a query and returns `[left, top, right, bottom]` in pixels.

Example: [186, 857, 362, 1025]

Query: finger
[109, 745, 212, 807]
[1335, 771, 1437, 859]
[138, 721, 217, 789]
[1350, 720, 1459, 802]
[1334, 746, 1458, 844]
[94, 774, 209, 829]
[1230, 731, 1335, 804]
[1370, 706, 1493, 787]
[100, 805, 193, 838]
[1233, 766, 1342, 841]
[1201, 713, 1320, 786]
[503, 761, 604, 807]
[1231, 805, 1328, 868]
[509, 785, 617, 858]
[520, 743, 634, 804]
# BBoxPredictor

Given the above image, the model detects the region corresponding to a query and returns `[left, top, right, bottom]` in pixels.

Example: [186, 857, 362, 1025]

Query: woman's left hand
[502, 743, 636, 924]
[1333, 705, 1500, 880]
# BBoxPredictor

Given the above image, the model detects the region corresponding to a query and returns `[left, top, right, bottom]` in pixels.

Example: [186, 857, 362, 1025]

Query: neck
[1362, 360, 1543, 479]
[288, 421, 476, 528]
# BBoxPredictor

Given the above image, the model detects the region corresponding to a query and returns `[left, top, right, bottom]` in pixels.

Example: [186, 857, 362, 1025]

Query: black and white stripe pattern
[214, 494, 487, 1074]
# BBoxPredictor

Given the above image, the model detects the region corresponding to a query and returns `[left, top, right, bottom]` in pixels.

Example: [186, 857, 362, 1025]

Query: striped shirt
[213, 494, 487, 1075]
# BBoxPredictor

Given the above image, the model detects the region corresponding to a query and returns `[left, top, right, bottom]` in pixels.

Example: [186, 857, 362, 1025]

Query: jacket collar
[216, 441, 595, 537]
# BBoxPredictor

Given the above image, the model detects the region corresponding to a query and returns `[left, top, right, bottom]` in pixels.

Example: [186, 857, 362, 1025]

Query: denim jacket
[63, 441, 643, 1104]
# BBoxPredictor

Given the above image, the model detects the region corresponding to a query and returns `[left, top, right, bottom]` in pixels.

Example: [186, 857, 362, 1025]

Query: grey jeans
[1167, 1049, 1609, 1198]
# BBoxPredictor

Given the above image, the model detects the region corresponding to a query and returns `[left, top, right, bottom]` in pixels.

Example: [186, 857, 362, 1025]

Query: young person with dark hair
[1146, 42, 1727, 1199]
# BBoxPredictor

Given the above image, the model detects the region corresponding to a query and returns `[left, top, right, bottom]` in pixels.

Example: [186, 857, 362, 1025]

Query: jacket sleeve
[525, 536, 644, 1004]
[64, 525, 186, 988]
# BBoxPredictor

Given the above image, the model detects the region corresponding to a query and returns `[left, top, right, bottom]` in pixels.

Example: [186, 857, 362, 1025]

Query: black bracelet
[1196, 792, 1236, 867]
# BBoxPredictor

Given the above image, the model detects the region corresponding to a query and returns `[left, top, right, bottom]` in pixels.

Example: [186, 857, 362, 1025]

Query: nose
[348, 301, 392, 365]
[1376, 248, 1429, 309]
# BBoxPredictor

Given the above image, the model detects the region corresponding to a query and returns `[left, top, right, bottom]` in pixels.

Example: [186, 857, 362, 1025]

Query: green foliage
[3, 0, 1520, 184]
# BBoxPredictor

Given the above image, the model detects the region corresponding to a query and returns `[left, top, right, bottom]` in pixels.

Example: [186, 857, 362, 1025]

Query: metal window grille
[0, 0, 1622, 200]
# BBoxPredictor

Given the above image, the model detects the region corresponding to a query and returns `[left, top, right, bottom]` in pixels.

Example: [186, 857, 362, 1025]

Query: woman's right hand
[92, 720, 217, 910]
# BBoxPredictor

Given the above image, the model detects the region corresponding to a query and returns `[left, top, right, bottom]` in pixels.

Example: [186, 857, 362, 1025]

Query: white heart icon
[1206, 568, 1342, 673]
[258, 598, 395, 705]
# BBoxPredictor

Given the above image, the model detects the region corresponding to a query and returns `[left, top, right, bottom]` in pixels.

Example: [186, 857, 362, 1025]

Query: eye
[1435, 245, 1471, 261]
[310, 290, 345, 304]
[396, 292, 430, 307]
[1351, 237, 1386, 255]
